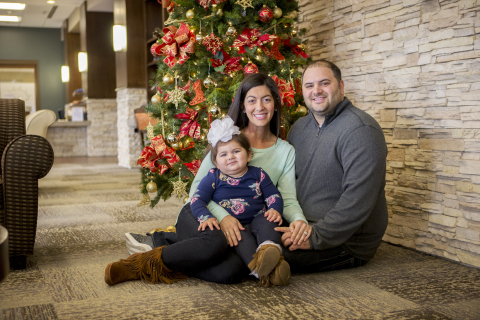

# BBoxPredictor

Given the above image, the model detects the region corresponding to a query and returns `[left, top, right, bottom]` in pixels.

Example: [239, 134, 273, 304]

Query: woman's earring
[242, 110, 246, 113]
[275, 109, 277, 111]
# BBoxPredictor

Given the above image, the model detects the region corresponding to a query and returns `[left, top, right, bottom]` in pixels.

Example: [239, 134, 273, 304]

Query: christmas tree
[137, 0, 311, 208]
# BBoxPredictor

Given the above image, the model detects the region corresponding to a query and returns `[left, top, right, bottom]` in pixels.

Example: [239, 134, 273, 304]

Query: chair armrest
[2, 135, 54, 180]
[1, 135, 54, 256]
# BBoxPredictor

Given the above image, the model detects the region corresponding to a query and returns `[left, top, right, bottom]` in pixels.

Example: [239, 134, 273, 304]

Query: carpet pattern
[1, 162, 480, 319]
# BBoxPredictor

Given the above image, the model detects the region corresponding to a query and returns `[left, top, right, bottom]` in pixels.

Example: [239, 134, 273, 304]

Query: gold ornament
[146, 181, 158, 193]
[235, 0, 254, 10]
[163, 74, 174, 85]
[285, 11, 298, 19]
[172, 175, 188, 200]
[199, 133, 207, 141]
[167, 133, 178, 144]
[292, 27, 298, 36]
[171, 141, 183, 150]
[226, 25, 237, 37]
[166, 86, 187, 108]
[183, 136, 194, 147]
[273, 6, 282, 19]
[137, 193, 151, 207]
[151, 94, 161, 104]
[195, 32, 204, 43]
[146, 122, 155, 139]
[296, 105, 308, 116]
[216, 8, 223, 17]
[186, 9, 195, 19]
[211, 3, 218, 10]
[209, 103, 221, 115]
[183, 196, 189, 204]
[203, 76, 214, 88]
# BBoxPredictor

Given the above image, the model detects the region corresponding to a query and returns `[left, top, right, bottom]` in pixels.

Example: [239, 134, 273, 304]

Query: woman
[105, 73, 312, 285]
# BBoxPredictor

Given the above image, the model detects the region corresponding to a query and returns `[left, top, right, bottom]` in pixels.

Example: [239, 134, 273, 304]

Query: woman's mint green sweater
[188, 138, 307, 224]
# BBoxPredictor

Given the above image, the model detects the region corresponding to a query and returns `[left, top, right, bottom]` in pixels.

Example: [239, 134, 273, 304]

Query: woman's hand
[198, 217, 220, 231]
[265, 209, 282, 225]
[219, 215, 245, 247]
[289, 220, 312, 245]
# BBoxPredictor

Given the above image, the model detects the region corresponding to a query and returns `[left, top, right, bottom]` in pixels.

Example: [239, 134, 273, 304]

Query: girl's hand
[265, 209, 283, 225]
[289, 220, 312, 245]
[198, 217, 220, 231]
[219, 215, 245, 247]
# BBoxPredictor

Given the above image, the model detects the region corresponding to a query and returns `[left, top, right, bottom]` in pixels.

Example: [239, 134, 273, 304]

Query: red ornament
[259, 5, 273, 23]
[243, 61, 258, 76]
[202, 33, 224, 56]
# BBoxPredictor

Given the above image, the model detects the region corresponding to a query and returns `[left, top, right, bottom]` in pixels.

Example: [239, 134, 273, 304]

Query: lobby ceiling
[0, 0, 113, 29]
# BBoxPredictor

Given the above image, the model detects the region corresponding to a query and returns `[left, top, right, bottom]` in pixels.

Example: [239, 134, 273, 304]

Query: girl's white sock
[256, 240, 282, 252]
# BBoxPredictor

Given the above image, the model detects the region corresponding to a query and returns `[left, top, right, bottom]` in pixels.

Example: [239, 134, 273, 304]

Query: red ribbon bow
[183, 159, 202, 175]
[137, 135, 181, 175]
[232, 29, 275, 56]
[272, 76, 295, 107]
[152, 23, 195, 68]
[283, 38, 309, 58]
[175, 107, 202, 139]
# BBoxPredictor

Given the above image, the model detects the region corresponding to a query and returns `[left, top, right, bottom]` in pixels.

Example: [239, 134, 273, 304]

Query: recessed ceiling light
[0, 15, 22, 22]
[47, 0, 55, 3]
[0, 2, 26, 10]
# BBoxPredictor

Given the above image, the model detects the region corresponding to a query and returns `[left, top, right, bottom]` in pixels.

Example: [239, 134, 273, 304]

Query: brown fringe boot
[105, 245, 188, 285]
[266, 256, 291, 286]
[247, 244, 281, 286]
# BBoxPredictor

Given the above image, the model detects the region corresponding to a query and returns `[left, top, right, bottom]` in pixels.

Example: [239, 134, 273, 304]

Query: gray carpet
[1, 162, 480, 319]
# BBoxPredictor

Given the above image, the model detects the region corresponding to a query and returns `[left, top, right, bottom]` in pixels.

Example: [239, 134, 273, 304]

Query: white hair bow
[207, 116, 241, 147]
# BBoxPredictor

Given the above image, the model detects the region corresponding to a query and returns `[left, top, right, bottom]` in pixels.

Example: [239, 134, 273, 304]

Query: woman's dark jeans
[153, 204, 367, 284]
[155, 204, 249, 284]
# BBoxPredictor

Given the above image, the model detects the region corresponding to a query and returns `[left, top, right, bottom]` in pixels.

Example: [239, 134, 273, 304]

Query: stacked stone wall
[116, 88, 146, 169]
[86, 99, 118, 157]
[298, 0, 480, 268]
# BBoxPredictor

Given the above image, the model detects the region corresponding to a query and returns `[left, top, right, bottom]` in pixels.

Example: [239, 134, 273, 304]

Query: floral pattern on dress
[260, 170, 265, 182]
[198, 215, 210, 223]
[218, 172, 240, 185]
[219, 198, 249, 215]
[227, 177, 240, 185]
[209, 169, 215, 173]
[190, 190, 200, 204]
[249, 181, 262, 199]
[265, 194, 281, 207]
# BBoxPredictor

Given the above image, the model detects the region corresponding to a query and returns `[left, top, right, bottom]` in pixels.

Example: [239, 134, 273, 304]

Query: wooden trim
[0, 60, 40, 110]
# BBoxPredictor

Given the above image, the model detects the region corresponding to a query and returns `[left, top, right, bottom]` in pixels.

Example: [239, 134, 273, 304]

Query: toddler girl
[190, 116, 290, 286]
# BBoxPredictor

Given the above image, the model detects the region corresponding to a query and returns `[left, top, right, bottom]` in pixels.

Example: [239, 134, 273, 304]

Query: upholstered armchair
[0, 99, 54, 269]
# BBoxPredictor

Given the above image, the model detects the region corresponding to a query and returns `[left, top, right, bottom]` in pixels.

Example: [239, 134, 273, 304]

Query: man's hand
[265, 208, 282, 225]
[289, 220, 312, 245]
[275, 225, 312, 251]
[198, 217, 220, 231]
[219, 215, 245, 247]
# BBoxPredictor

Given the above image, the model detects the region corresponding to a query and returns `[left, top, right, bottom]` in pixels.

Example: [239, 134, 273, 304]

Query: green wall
[0, 27, 65, 114]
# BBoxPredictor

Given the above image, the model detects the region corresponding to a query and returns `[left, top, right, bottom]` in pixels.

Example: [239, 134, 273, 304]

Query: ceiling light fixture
[0, 2, 26, 10]
[47, 0, 55, 3]
[0, 15, 21, 22]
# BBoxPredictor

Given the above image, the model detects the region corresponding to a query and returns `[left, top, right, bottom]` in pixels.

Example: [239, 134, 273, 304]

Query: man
[276, 60, 389, 272]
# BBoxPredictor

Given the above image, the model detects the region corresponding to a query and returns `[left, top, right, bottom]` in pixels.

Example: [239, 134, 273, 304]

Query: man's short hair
[302, 60, 342, 83]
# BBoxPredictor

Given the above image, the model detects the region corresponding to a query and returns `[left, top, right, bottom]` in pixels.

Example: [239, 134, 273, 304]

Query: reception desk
[46, 121, 91, 157]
